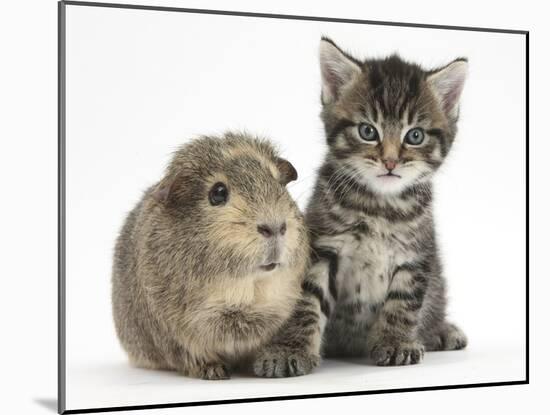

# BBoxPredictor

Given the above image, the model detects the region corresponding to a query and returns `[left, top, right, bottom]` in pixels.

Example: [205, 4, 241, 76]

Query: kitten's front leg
[254, 250, 338, 377]
[367, 262, 428, 366]
[253, 296, 322, 377]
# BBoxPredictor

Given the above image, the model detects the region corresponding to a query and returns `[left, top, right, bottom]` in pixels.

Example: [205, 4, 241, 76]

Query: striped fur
[255, 38, 468, 375]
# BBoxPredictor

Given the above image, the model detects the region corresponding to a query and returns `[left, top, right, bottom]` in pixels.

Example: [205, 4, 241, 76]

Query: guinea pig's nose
[257, 222, 286, 238]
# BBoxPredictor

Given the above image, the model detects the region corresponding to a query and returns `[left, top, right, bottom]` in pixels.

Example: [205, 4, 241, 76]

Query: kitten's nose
[257, 222, 287, 238]
[382, 159, 397, 171]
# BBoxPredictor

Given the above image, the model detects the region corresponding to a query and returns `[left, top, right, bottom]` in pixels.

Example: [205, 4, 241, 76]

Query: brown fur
[112, 132, 309, 379]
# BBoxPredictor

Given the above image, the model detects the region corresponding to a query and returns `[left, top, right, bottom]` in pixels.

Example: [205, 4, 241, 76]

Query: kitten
[254, 37, 467, 376]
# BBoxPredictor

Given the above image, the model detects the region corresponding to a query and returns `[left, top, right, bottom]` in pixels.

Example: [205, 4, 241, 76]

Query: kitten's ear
[320, 37, 362, 105]
[427, 59, 468, 120]
[276, 157, 298, 185]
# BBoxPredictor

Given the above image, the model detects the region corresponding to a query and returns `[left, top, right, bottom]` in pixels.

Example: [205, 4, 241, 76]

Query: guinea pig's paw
[199, 363, 231, 380]
[253, 347, 320, 378]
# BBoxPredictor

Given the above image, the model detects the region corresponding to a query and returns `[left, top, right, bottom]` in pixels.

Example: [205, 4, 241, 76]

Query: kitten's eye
[209, 182, 229, 206]
[404, 128, 425, 146]
[358, 123, 379, 142]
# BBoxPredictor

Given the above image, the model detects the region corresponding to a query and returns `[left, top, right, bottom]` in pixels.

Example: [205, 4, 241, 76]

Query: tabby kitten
[254, 37, 467, 376]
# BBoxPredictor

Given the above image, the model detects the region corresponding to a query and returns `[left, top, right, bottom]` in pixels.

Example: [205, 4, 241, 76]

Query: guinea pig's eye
[358, 123, 379, 143]
[404, 128, 425, 146]
[208, 182, 229, 206]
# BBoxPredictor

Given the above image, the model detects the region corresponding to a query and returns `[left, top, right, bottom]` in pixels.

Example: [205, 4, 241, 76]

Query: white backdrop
[3, 0, 544, 414]
[62, 2, 527, 411]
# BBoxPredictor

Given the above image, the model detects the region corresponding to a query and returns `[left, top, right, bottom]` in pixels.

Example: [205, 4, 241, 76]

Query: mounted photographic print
[58, 1, 529, 413]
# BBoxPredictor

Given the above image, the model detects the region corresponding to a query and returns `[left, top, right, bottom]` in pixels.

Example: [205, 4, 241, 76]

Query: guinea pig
[112, 132, 309, 380]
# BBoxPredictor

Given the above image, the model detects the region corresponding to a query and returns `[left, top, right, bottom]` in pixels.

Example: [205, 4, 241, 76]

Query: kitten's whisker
[326, 164, 351, 189]
[335, 167, 364, 205]
[333, 167, 359, 201]
[323, 164, 355, 203]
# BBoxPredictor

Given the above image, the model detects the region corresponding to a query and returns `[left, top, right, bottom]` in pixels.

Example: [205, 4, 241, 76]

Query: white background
[0, 0, 543, 414]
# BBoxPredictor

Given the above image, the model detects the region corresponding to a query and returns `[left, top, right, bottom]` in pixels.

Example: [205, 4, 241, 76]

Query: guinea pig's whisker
[305, 227, 323, 239]
[230, 221, 247, 226]
[229, 206, 248, 216]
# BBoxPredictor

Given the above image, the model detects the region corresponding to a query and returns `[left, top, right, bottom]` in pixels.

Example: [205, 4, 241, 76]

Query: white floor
[65, 342, 525, 412]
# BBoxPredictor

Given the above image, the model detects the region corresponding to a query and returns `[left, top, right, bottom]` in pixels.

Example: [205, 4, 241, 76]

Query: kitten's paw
[442, 323, 468, 350]
[427, 323, 468, 351]
[253, 346, 320, 377]
[371, 341, 425, 366]
[198, 363, 231, 380]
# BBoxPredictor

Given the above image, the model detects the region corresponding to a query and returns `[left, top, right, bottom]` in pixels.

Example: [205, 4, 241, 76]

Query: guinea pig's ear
[276, 157, 298, 186]
[152, 174, 178, 204]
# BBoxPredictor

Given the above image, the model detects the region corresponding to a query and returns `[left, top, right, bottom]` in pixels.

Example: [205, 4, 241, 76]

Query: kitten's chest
[337, 235, 391, 306]
[333, 220, 417, 307]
